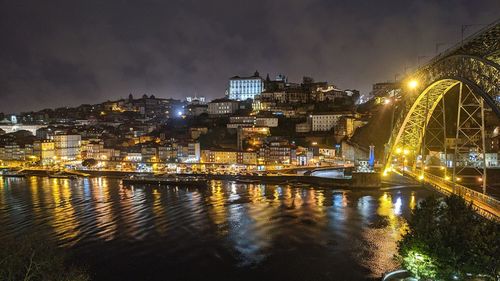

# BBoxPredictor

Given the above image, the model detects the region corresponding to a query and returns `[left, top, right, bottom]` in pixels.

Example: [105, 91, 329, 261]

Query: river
[0, 177, 436, 281]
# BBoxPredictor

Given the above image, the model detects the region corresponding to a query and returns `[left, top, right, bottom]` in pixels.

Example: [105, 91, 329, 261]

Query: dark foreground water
[0, 177, 437, 281]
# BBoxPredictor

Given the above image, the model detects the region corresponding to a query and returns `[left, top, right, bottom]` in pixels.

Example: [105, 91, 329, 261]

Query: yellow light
[395, 148, 402, 154]
[408, 79, 418, 89]
[418, 174, 424, 180]
[478, 177, 483, 182]
[424, 166, 428, 170]
[456, 177, 461, 181]
[440, 166, 445, 170]
[445, 176, 451, 181]
[403, 149, 409, 155]
[384, 98, 391, 105]
[382, 168, 390, 177]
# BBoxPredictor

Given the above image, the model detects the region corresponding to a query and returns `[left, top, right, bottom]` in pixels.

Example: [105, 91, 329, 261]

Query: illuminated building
[33, 140, 55, 164]
[186, 96, 206, 104]
[308, 113, 355, 132]
[296, 151, 314, 166]
[259, 140, 292, 165]
[207, 98, 239, 116]
[227, 116, 278, 128]
[228, 71, 264, 100]
[53, 134, 81, 161]
[158, 144, 178, 162]
[178, 142, 201, 163]
[201, 149, 238, 164]
[238, 151, 257, 165]
[124, 152, 142, 162]
[0, 144, 34, 161]
[141, 147, 158, 162]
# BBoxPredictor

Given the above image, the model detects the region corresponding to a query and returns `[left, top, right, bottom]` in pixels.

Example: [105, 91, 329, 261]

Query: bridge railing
[405, 169, 500, 219]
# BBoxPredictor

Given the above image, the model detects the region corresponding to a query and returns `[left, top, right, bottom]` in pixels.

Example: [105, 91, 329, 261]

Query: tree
[0, 234, 89, 281]
[397, 195, 499, 280]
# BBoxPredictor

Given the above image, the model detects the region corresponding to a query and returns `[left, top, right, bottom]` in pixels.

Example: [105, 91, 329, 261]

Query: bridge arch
[384, 54, 500, 172]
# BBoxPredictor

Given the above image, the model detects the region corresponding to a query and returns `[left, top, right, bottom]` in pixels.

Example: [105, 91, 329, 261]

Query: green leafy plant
[397, 195, 499, 280]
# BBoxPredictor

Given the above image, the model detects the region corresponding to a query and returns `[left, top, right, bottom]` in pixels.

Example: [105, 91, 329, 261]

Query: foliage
[402, 249, 438, 280]
[0, 233, 89, 281]
[397, 195, 499, 280]
[81, 158, 98, 168]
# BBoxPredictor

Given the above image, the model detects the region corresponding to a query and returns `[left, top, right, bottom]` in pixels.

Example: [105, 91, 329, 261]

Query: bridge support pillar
[352, 172, 381, 187]
[452, 83, 487, 194]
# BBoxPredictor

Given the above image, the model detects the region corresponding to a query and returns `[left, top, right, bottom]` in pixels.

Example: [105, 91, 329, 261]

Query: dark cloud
[0, 0, 499, 113]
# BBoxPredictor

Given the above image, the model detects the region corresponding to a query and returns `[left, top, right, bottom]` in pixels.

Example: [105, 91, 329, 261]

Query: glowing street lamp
[408, 79, 418, 89]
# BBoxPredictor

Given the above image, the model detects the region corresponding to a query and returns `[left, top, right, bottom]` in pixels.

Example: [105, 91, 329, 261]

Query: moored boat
[1, 172, 27, 178]
[122, 175, 208, 187]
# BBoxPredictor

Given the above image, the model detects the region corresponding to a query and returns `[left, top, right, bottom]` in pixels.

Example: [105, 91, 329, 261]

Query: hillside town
[2, 71, 500, 176]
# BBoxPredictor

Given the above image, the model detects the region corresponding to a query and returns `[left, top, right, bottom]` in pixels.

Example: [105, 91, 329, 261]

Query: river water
[0, 177, 436, 281]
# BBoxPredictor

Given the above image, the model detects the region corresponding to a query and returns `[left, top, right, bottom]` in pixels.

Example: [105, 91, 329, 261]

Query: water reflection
[50, 178, 80, 244]
[0, 178, 436, 281]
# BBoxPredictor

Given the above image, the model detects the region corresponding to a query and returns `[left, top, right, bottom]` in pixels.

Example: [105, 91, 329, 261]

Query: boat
[48, 172, 78, 179]
[235, 178, 260, 184]
[1, 172, 27, 178]
[122, 175, 208, 187]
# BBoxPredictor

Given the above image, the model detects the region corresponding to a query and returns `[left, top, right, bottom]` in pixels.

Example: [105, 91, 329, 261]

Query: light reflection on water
[0, 177, 436, 281]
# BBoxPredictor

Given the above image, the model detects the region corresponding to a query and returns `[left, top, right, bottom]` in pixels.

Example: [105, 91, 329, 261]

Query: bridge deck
[400, 169, 500, 221]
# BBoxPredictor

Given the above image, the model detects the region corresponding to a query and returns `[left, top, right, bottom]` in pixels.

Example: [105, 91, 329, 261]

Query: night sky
[1, 0, 499, 113]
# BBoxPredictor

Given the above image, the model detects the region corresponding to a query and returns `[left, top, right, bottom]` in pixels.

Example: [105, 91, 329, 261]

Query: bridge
[0, 124, 46, 135]
[382, 19, 500, 220]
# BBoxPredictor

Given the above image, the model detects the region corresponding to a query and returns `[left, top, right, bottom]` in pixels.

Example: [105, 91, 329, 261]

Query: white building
[485, 153, 498, 167]
[439, 152, 498, 168]
[227, 116, 278, 128]
[208, 99, 239, 116]
[178, 142, 201, 163]
[53, 134, 81, 161]
[309, 113, 343, 132]
[228, 71, 264, 100]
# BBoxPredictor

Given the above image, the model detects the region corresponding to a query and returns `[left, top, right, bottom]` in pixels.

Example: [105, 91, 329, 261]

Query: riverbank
[6, 168, 382, 188]
[122, 174, 353, 188]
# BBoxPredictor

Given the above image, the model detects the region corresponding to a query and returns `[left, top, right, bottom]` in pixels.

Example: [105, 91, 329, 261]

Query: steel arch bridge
[384, 20, 500, 172]
[382, 20, 500, 219]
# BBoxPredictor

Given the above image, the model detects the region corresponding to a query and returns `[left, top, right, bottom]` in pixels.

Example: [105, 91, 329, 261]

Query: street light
[408, 79, 418, 89]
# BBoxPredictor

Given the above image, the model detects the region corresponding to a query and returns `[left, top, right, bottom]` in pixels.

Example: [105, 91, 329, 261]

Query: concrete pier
[351, 172, 381, 188]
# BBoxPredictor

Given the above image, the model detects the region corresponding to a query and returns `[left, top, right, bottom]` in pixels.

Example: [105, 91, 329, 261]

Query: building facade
[309, 114, 343, 132]
[53, 134, 81, 161]
[208, 99, 240, 116]
[34, 140, 55, 164]
[228, 71, 264, 100]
